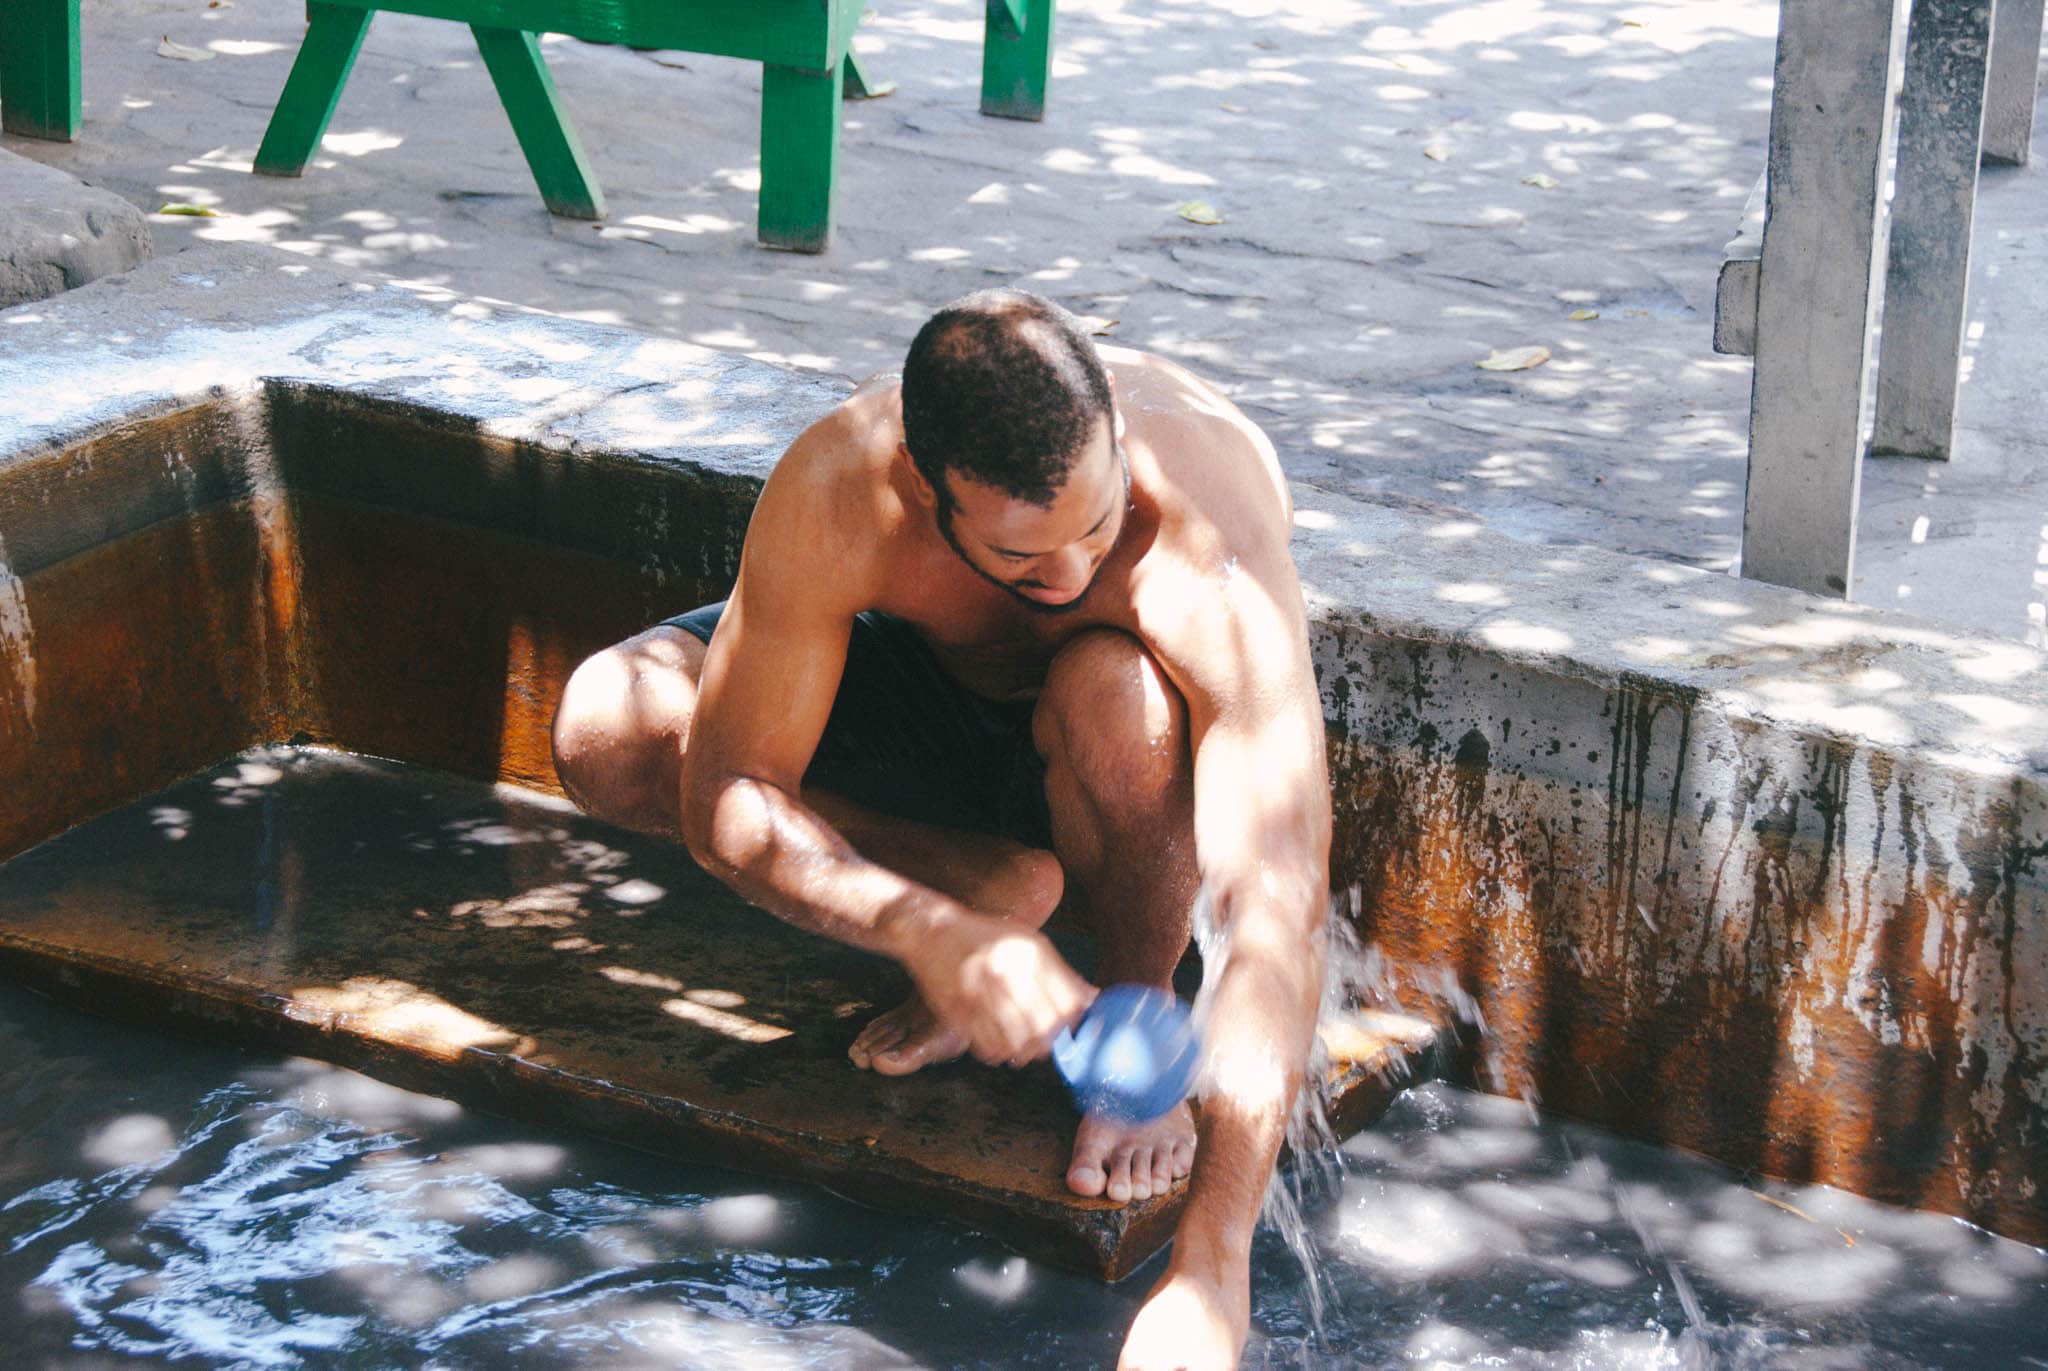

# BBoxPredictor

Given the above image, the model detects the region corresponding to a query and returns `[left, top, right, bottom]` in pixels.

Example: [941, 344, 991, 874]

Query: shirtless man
[551, 290, 1329, 1370]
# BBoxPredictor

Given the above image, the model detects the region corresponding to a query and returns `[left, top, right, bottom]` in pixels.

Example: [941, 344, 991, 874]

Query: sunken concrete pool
[1, 251, 2043, 1364]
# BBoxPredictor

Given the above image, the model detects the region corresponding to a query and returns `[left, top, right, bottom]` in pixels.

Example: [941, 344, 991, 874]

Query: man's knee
[1034, 629, 1189, 800]
[551, 628, 704, 821]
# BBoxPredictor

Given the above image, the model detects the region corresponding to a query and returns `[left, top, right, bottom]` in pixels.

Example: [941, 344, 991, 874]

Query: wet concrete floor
[0, 746, 1433, 1280]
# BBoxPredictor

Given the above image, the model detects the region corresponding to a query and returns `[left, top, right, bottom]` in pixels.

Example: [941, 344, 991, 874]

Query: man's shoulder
[771, 381, 903, 499]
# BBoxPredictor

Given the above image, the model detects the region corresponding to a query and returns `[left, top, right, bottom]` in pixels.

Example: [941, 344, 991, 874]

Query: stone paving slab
[0, 148, 150, 308]
[0, 748, 1443, 1281]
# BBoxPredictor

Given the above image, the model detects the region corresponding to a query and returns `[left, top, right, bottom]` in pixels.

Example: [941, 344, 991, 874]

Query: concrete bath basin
[0, 250, 2041, 1274]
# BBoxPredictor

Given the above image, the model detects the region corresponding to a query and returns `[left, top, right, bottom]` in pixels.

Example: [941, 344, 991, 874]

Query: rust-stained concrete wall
[2, 248, 2042, 1246]
[1293, 492, 2046, 1245]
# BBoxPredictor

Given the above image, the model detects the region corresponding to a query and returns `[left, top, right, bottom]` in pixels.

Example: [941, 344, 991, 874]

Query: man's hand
[897, 904, 1094, 1066]
[1118, 1251, 1250, 1371]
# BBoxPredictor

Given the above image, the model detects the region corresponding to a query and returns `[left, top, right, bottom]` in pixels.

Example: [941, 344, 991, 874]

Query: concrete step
[0, 746, 1445, 1281]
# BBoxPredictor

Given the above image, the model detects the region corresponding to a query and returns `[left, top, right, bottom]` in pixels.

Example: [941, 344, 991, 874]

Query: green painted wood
[842, 45, 894, 100]
[302, 0, 839, 70]
[759, 61, 842, 254]
[981, 0, 1052, 121]
[0, 0, 82, 142]
[253, 3, 374, 177]
[471, 26, 605, 220]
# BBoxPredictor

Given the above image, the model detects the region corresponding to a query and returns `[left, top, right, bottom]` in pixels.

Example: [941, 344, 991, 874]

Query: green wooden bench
[256, 0, 1055, 252]
[0, 0, 81, 143]
[0, 0, 1052, 252]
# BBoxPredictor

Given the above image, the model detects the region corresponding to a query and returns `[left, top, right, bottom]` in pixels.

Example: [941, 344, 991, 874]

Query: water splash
[0, 532, 36, 735]
[1190, 883, 1507, 1358]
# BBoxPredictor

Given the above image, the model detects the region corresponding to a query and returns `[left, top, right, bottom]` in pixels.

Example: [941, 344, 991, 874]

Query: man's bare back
[554, 294, 1329, 1371]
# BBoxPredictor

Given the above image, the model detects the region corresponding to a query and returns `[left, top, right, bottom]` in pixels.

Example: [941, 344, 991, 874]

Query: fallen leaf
[1177, 200, 1222, 226]
[1078, 315, 1119, 336]
[154, 202, 221, 217]
[1476, 345, 1549, 372]
[1568, 308, 1599, 321]
[1422, 142, 1450, 162]
[849, 77, 898, 99]
[1838, 1228, 1857, 1247]
[1621, 17, 1647, 27]
[1521, 172, 1559, 189]
[208, 1, 234, 8]
[644, 54, 690, 71]
[156, 36, 214, 61]
[1252, 38, 1276, 49]
[1219, 102, 1248, 115]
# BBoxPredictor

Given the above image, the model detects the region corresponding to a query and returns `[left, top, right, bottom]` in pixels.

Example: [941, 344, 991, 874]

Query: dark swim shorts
[664, 601, 1054, 849]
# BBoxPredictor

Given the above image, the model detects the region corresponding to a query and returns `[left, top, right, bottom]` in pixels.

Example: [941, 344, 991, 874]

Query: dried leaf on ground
[644, 54, 690, 71]
[156, 36, 214, 61]
[1521, 172, 1559, 189]
[1475, 345, 1550, 372]
[849, 78, 898, 99]
[1077, 315, 1119, 336]
[1176, 200, 1222, 226]
[1568, 309, 1599, 321]
[1422, 142, 1450, 162]
[154, 202, 221, 217]
[1220, 102, 1248, 115]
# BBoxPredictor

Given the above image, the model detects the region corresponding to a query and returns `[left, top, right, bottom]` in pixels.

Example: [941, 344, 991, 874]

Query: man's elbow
[677, 761, 749, 879]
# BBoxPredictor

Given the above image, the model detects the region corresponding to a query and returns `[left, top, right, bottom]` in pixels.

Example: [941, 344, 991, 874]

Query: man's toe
[1106, 1148, 1136, 1204]
[1067, 1158, 1107, 1197]
[1127, 1148, 1157, 1201]
[1150, 1149, 1176, 1191]
[848, 1021, 898, 1069]
[872, 1038, 928, 1076]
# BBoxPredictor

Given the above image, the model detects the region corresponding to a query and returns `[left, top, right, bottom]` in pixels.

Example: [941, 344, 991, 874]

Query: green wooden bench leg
[254, 2, 372, 177]
[0, 0, 82, 142]
[470, 25, 604, 221]
[760, 62, 841, 253]
[981, 0, 1053, 121]
[843, 47, 894, 100]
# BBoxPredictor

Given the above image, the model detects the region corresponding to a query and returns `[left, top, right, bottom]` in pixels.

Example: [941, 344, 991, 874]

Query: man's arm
[1122, 491, 1332, 1371]
[678, 415, 1092, 1066]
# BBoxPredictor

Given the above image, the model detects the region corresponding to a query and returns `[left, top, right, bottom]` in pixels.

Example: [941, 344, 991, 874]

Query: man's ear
[900, 443, 941, 511]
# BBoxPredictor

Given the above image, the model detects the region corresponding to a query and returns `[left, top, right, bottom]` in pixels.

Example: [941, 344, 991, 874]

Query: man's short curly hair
[901, 289, 1114, 509]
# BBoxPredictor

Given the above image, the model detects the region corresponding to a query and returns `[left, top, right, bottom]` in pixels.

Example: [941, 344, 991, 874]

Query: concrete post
[1873, 0, 1997, 463]
[1983, 0, 2044, 164]
[1742, 0, 1910, 597]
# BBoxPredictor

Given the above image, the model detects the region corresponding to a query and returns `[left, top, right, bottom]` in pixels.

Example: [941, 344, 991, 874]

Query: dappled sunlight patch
[954, 1254, 1032, 1304]
[319, 129, 406, 158]
[80, 1114, 177, 1170]
[292, 976, 529, 1060]
[661, 997, 793, 1044]
[244, 1058, 463, 1131]
[1479, 618, 1572, 654]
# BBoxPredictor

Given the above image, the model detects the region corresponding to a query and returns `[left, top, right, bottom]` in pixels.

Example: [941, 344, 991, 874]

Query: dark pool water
[5, 975, 2045, 1370]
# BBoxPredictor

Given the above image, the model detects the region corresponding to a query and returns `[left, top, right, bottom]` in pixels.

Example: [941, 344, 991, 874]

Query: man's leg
[550, 624, 1064, 1072]
[1033, 628, 1201, 1204]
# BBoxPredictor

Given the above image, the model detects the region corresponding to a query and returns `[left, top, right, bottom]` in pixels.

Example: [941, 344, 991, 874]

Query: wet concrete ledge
[1, 247, 2043, 1248]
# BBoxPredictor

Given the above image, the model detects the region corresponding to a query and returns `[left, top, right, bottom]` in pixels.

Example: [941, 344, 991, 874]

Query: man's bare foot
[848, 996, 969, 1076]
[1066, 1102, 1197, 1204]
